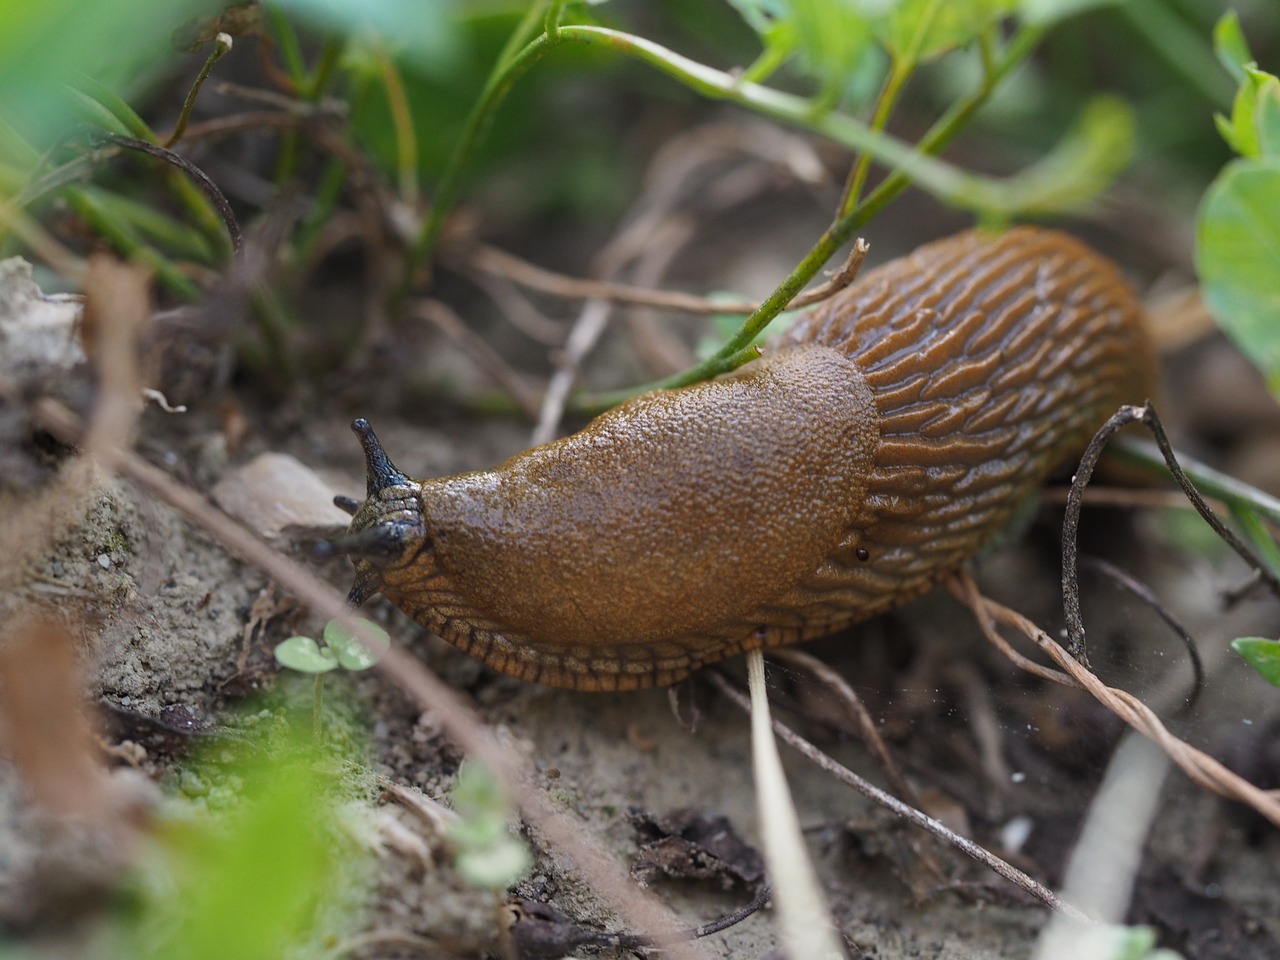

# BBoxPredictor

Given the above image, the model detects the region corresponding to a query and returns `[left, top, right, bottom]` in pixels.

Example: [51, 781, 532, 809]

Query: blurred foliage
[108, 722, 366, 960]
[1196, 12, 1280, 393]
[1, 0, 1278, 377]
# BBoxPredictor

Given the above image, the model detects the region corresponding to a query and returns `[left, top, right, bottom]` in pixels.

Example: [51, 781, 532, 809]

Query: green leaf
[1195, 157, 1280, 390]
[274, 636, 340, 673]
[323, 618, 391, 671]
[1212, 10, 1253, 83]
[274, 0, 463, 72]
[790, 0, 874, 104]
[1019, 0, 1119, 27]
[0, 0, 209, 143]
[877, 0, 1016, 65]
[1256, 77, 1280, 158]
[1232, 637, 1280, 688]
[448, 761, 530, 890]
[1217, 67, 1280, 160]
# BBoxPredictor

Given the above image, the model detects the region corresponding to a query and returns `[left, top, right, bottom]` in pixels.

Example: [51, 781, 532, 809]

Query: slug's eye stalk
[352, 418, 408, 497]
[312, 417, 428, 591]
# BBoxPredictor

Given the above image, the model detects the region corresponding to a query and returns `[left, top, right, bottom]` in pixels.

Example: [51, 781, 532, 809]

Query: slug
[321, 227, 1157, 691]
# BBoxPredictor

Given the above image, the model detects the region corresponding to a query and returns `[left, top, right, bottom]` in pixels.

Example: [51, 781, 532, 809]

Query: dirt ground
[3, 230, 1279, 958]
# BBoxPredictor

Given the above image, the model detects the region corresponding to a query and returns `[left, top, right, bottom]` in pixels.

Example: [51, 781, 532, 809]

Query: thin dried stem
[465, 238, 870, 316]
[707, 669, 1087, 921]
[409, 299, 541, 420]
[770, 648, 921, 807]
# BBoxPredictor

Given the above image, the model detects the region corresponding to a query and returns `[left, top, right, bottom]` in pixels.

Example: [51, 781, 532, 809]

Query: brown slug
[321, 227, 1157, 691]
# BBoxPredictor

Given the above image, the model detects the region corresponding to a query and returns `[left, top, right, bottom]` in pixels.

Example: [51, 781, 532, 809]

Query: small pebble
[97, 554, 111, 569]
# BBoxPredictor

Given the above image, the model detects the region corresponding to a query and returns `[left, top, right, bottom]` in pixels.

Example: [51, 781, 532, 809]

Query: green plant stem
[1112, 437, 1280, 527]
[404, 22, 1074, 296]
[70, 76, 231, 258]
[313, 673, 324, 741]
[376, 49, 419, 207]
[309, 40, 343, 97]
[544, 0, 567, 40]
[274, 35, 343, 190]
[1119, 0, 1234, 108]
[583, 23, 1047, 410]
[838, 54, 912, 219]
[400, 8, 553, 297]
[1231, 506, 1280, 582]
[165, 34, 233, 148]
[85, 187, 217, 263]
[71, 75, 154, 139]
[267, 3, 309, 90]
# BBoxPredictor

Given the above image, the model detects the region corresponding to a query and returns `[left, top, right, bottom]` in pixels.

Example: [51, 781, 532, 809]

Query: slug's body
[327, 228, 1157, 691]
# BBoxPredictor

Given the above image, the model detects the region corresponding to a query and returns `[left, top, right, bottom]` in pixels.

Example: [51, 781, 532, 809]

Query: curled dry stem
[947, 571, 1280, 828]
[100, 134, 243, 254]
[1063, 403, 1280, 666]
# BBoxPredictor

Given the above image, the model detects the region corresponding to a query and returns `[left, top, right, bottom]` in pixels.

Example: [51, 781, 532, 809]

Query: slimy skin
[323, 227, 1157, 691]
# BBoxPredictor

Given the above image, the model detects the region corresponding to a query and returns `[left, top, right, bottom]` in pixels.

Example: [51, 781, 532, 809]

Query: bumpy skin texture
[336, 227, 1157, 691]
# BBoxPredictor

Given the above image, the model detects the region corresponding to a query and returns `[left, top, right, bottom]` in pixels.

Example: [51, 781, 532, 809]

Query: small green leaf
[790, 0, 874, 104]
[452, 760, 508, 817]
[455, 836, 532, 890]
[1256, 78, 1280, 158]
[877, 0, 1015, 65]
[448, 761, 530, 890]
[322, 618, 390, 671]
[274, 636, 340, 673]
[1195, 157, 1280, 391]
[1213, 10, 1253, 84]
[1019, 0, 1119, 27]
[1232, 637, 1280, 688]
[1217, 67, 1280, 160]
[138, 731, 344, 960]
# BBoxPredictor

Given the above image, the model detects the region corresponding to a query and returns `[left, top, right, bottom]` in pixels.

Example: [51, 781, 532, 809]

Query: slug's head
[315, 418, 428, 606]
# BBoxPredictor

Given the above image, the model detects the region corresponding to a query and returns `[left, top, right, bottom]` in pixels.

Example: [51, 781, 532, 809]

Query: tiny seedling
[448, 761, 531, 890]
[274, 618, 390, 737]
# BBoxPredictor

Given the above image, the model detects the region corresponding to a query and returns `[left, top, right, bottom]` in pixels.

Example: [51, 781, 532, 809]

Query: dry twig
[465, 237, 870, 317]
[408, 299, 541, 419]
[770, 647, 920, 807]
[948, 571, 1280, 828]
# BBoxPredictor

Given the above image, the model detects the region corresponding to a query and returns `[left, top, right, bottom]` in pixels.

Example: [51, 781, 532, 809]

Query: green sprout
[273, 618, 390, 737]
[448, 761, 531, 891]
